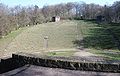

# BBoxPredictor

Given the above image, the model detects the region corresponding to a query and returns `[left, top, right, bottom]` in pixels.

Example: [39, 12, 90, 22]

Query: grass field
[0, 20, 120, 60]
[75, 20, 120, 60]
[0, 20, 83, 57]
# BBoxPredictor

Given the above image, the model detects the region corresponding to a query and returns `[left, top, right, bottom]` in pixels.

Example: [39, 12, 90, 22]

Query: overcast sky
[1, 0, 119, 7]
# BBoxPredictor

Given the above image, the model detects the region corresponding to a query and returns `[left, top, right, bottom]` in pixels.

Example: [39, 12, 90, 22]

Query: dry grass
[0, 20, 83, 57]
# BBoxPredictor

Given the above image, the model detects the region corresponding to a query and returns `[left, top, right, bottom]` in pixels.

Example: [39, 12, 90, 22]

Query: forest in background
[0, 1, 120, 38]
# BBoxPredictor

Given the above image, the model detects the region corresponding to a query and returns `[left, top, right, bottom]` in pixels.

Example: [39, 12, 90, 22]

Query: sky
[0, 0, 119, 7]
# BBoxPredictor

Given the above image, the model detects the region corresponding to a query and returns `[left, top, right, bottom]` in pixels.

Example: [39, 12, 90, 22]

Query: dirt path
[73, 50, 96, 57]
[48, 48, 96, 57]
[44, 48, 104, 62]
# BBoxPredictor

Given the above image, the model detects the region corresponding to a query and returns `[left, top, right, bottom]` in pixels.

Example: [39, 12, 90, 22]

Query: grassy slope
[2, 20, 82, 56]
[44, 20, 96, 57]
[0, 27, 27, 57]
[0, 20, 119, 60]
[76, 20, 120, 60]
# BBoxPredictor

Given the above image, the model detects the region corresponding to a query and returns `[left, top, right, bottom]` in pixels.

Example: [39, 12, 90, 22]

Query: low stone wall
[0, 53, 119, 74]
[12, 54, 120, 73]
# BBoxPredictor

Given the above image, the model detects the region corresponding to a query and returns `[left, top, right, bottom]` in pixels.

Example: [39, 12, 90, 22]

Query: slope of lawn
[0, 27, 27, 58]
[73, 20, 120, 60]
[1, 20, 83, 57]
[0, 20, 119, 61]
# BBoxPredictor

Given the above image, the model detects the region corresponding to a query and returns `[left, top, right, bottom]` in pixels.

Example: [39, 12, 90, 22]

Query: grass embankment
[0, 20, 119, 60]
[0, 27, 27, 57]
[0, 20, 82, 56]
[74, 20, 120, 60]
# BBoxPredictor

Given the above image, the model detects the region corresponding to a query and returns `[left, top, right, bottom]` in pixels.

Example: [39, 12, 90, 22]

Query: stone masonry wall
[0, 53, 120, 74]
[12, 54, 120, 73]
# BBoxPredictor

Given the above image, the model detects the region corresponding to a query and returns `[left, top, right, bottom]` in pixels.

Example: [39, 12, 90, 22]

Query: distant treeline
[0, 1, 120, 37]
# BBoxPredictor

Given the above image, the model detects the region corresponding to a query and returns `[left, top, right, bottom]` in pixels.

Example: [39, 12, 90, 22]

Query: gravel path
[1, 65, 120, 76]
[74, 51, 96, 57]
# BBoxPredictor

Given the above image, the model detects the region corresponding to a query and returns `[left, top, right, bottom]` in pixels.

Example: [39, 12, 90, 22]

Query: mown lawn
[74, 20, 120, 60]
[0, 20, 83, 57]
[0, 20, 119, 60]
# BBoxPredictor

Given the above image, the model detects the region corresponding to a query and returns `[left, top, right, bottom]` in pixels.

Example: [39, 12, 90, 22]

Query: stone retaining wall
[0, 53, 120, 74]
[12, 54, 120, 73]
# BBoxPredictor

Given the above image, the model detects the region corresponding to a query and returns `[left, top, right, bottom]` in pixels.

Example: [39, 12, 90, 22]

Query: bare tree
[65, 2, 74, 17]
[111, 1, 120, 23]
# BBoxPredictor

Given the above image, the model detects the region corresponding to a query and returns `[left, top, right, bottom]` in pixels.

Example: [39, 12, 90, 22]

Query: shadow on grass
[73, 20, 120, 50]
